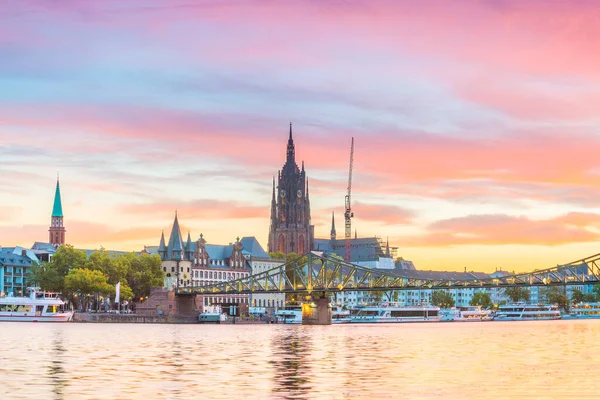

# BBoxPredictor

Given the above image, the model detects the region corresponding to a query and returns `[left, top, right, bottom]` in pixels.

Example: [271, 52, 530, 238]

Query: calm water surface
[1, 320, 599, 399]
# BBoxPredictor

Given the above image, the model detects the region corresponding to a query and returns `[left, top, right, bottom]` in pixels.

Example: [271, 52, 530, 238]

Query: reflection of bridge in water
[175, 251, 600, 324]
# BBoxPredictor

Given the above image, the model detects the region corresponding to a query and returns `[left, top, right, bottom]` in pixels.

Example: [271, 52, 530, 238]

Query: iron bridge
[175, 251, 600, 296]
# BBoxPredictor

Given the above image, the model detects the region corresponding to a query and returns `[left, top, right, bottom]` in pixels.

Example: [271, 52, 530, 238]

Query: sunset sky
[1, 1, 600, 272]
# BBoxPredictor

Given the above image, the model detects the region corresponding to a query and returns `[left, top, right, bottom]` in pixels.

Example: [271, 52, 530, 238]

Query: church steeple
[330, 211, 336, 240]
[52, 177, 63, 217]
[269, 124, 314, 254]
[49, 176, 66, 247]
[286, 122, 295, 163]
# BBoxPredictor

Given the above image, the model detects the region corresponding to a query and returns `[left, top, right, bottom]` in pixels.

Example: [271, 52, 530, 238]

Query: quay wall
[72, 313, 271, 325]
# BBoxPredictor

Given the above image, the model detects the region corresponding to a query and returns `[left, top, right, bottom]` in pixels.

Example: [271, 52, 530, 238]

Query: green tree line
[29, 245, 164, 311]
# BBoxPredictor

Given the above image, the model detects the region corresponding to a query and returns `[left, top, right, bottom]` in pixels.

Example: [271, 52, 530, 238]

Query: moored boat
[350, 302, 441, 323]
[493, 303, 561, 321]
[331, 306, 351, 324]
[0, 287, 73, 322]
[274, 305, 302, 324]
[562, 302, 600, 319]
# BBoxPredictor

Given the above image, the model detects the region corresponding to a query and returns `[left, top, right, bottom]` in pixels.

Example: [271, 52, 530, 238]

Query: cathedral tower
[268, 124, 314, 254]
[49, 177, 66, 247]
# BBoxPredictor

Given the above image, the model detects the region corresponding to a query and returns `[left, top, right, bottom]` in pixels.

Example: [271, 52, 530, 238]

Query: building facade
[155, 213, 258, 311]
[268, 124, 314, 254]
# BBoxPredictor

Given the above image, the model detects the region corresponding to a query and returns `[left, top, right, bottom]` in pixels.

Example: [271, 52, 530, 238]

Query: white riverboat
[493, 303, 561, 321]
[0, 287, 73, 322]
[274, 305, 302, 324]
[440, 306, 492, 322]
[350, 303, 441, 323]
[331, 306, 351, 324]
[563, 303, 600, 319]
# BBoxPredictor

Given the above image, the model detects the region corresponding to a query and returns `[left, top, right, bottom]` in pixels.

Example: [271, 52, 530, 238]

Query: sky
[1, 0, 600, 273]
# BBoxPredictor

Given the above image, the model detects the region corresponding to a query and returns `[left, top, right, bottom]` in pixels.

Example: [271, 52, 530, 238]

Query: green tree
[431, 290, 455, 308]
[124, 253, 164, 300]
[64, 268, 113, 312]
[268, 251, 286, 261]
[582, 293, 597, 302]
[592, 284, 600, 301]
[503, 286, 530, 303]
[540, 286, 569, 311]
[35, 245, 87, 293]
[571, 289, 585, 304]
[470, 292, 492, 309]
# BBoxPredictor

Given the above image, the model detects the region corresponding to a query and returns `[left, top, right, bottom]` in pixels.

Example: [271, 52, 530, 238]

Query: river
[1, 320, 599, 399]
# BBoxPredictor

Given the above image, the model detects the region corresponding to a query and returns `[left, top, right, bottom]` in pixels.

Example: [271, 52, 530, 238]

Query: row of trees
[29, 245, 164, 311]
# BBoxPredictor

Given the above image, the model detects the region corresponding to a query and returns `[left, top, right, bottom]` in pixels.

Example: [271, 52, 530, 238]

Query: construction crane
[344, 137, 354, 262]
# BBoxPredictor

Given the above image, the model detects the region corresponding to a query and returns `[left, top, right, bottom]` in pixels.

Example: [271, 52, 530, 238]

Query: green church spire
[51, 177, 63, 217]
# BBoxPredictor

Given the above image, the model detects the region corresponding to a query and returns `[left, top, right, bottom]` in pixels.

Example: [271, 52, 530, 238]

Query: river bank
[72, 312, 270, 324]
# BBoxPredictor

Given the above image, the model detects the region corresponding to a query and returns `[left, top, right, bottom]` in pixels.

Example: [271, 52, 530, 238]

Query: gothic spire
[52, 176, 63, 217]
[386, 237, 390, 257]
[158, 231, 166, 251]
[167, 211, 184, 257]
[330, 211, 336, 240]
[286, 122, 295, 163]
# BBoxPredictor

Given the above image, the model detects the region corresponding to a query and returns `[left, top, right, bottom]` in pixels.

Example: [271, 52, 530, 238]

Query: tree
[268, 251, 286, 261]
[592, 284, 600, 300]
[571, 289, 585, 304]
[540, 286, 569, 311]
[32, 245, 87, 293]
[503, 286, 530, 303]
[64, 268, 113, 312]
[124, 253, 164, 300]
[470, 292, 492, 309]
[431, 290, 455, 308]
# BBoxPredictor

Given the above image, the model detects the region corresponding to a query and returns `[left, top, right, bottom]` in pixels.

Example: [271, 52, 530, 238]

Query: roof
[52, 179, 63, 217]
[314, 237, 385, 262]
[240, 237, 270, 258]
[0, 253, 35, 267]
[392, 269, 491, 281]
[31, 242, 57, 252]
[167, 214, 184, 253]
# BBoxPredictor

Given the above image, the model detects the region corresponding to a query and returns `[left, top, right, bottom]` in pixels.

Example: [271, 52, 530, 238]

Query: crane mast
[344, 137, 354, 262]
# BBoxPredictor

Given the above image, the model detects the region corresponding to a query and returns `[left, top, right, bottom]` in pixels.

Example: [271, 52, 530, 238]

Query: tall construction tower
[344, 138, 354, 262]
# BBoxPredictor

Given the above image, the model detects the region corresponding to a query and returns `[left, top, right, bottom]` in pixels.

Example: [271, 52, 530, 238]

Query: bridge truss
[176, 251, 600, 296]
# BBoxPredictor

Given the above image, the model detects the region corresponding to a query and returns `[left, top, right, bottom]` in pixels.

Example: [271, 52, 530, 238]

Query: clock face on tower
[280, 190, 286, 198]
[297, 190, 302, 198]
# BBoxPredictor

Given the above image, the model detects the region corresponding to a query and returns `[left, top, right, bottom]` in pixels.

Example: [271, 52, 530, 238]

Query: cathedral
[268, 124, 314, 254]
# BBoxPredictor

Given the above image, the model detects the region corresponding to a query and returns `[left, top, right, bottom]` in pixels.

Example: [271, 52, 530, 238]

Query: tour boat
[0, 287, 73, 322]
[563, 303, 600, 319]
[454, 306, 492, 322]
[350, 303, 442, 323]
[331, 306, 351, 324]
[274, 305, 302, 324]
[493, 303, 561, 321]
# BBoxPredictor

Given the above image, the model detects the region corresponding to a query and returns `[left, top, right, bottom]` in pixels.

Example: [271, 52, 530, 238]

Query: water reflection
[48, 328, 67, 400]
[3, 321, 600, 399]
[271, 328, 313, 399]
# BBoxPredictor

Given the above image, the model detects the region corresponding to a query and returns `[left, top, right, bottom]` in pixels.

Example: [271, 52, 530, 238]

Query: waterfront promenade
[2, 320, 599, 399]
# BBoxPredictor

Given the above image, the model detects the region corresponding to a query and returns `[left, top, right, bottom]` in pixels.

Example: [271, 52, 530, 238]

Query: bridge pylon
[301, 293, 332, 325]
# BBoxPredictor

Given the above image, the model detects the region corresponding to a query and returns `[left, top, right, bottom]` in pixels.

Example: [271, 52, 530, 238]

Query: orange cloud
[396, 213, 600, 247]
